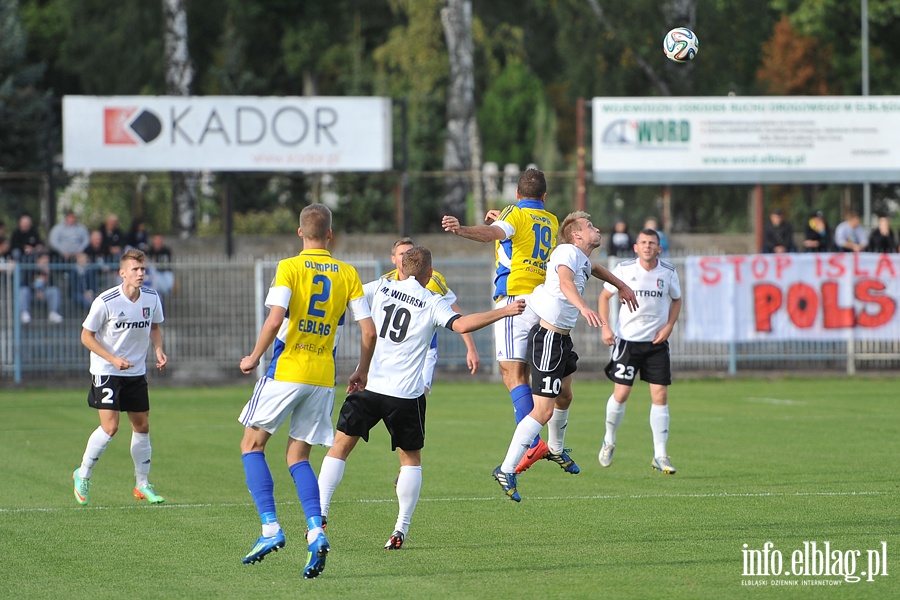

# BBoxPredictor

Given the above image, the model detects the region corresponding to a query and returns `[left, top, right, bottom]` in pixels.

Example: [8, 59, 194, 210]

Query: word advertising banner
[63, 96, 393, 172]
[685, 253, 900, 342]
[592, 96, 900, 184]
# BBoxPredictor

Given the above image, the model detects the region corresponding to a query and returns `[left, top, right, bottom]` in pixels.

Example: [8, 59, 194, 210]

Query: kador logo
[104, 107, 162, 145]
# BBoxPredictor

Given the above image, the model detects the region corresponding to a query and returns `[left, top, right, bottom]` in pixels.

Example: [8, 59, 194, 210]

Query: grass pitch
[1, 378, 898, 599]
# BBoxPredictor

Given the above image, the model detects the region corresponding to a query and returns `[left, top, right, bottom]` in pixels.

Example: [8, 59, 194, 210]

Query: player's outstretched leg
[543, 448, 580, 474]
[242, 530, 286, 564]
[511, 384, 548, 474]
[303, 531, 330, 578]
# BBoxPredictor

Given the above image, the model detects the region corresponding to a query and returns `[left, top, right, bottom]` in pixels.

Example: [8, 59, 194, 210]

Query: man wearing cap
[762, 209, 795, 253]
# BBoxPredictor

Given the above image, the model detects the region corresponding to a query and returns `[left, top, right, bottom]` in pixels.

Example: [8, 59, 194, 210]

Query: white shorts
[493, 296, 539, 363]
[238, 377, 336, 447]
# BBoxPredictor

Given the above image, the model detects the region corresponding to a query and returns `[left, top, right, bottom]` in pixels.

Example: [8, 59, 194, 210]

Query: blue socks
[243, 451, 324, 534]
[510, 384, 541, 448]
[289, 460, 323, 524]
[242, 451, 276, 520]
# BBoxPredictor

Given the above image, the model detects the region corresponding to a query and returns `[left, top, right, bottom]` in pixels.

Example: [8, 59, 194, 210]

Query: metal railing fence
[2, 255, 898, 386]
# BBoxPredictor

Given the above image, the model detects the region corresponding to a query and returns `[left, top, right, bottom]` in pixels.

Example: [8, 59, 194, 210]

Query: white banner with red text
[685, 253, 900, 342]
[63, 96, 393, 172]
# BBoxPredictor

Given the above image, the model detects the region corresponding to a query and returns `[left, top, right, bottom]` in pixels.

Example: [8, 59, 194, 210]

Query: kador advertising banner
[685, 253, 900, 342]
[63, 96, 393, 172]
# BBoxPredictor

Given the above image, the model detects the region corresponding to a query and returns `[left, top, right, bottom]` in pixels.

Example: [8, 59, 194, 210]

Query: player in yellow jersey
[381, 237, 480, 392]
[237, 204, 377, 579]
[441, 168, 564, 474]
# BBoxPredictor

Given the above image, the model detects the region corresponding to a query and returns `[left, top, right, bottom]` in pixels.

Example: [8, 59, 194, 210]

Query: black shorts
[87, 375, 150, 412]
[604, 339, 672, 386]
[336, 389, 426, 451]
[528, 324, 578, 398]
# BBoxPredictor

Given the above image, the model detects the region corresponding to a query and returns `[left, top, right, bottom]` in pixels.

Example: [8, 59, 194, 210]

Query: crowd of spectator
[0, 212, 175, 325]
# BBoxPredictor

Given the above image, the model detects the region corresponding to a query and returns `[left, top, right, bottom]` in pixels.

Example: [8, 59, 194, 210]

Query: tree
[163, 0, 198, 237]
[757, 15, 834, 95]
[441, 0, 479, 218]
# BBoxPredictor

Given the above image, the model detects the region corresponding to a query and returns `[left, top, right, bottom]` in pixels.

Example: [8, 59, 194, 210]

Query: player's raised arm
[441, 215, 507, 243]
[451, 299, 526, 334]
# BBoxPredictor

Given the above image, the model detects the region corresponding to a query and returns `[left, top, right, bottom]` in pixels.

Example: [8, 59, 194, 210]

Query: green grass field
[1, 378, 898, 599]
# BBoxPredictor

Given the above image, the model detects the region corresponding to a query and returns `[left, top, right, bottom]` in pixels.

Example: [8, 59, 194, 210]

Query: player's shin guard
[242, 451, 277, 521]
[318, 456, 345, 519]
[503, 415, 543, 473]
[80, 426, 113, 479]
[510, 384, 541, 449]
[605, 394, 626, 445]
[289, 460, 323, 529]
[394, 465, 422, 537]
[131, 432, 152, 487]
[650, 404, 670, 458]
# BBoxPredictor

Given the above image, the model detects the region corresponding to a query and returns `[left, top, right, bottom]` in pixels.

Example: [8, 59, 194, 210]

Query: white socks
[317, 456, 346, 518]
[131, 432, 152, 487]
[79, 426, 113, 479]
[394, 465, 422, 536]
[501, 415, 542, 473]
[547, 408, 568, 454]
[604, 395, 626, 445]
[649, 404, 670, 458]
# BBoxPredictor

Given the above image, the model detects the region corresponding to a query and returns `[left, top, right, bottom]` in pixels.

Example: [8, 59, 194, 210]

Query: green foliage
[478, 60, 548, 167]
[2, 379, 899, 598]
[232, 206, 300, 235]
[56, 0, 165, 94]
[0, 0, 50, 172]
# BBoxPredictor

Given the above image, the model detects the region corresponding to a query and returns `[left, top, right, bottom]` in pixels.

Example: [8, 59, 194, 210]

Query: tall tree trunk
[441, 0, 480, 218]
[163, 0, 197, 237]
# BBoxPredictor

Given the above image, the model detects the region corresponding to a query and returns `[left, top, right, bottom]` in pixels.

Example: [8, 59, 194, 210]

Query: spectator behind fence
[0, 233, 11, 269]
[19, 252, 63, 324]
[99, 214, 126, 260]
[145, 234, 175, 295]
[126, 217, 151, 253]
[72, 230, 114, 308]
[10, 214, 44, 262]
[867, 216, 898, 253]
[803, 211, 834, 252]
[49, 210, 91, 263]
[834, 210, 868, 253]
[761, 209, 795, 253]
[608, 218, 634, 257]
[643, 217, 669, 257]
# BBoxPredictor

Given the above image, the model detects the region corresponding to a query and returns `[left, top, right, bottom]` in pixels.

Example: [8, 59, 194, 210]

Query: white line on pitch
[0, 489, 893, 514]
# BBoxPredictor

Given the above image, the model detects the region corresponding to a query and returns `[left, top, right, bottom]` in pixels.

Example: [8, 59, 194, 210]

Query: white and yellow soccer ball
[663, 27, 698, 63]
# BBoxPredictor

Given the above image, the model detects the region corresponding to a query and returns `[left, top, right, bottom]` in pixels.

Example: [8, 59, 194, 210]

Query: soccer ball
[663, 27, 698, 62]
